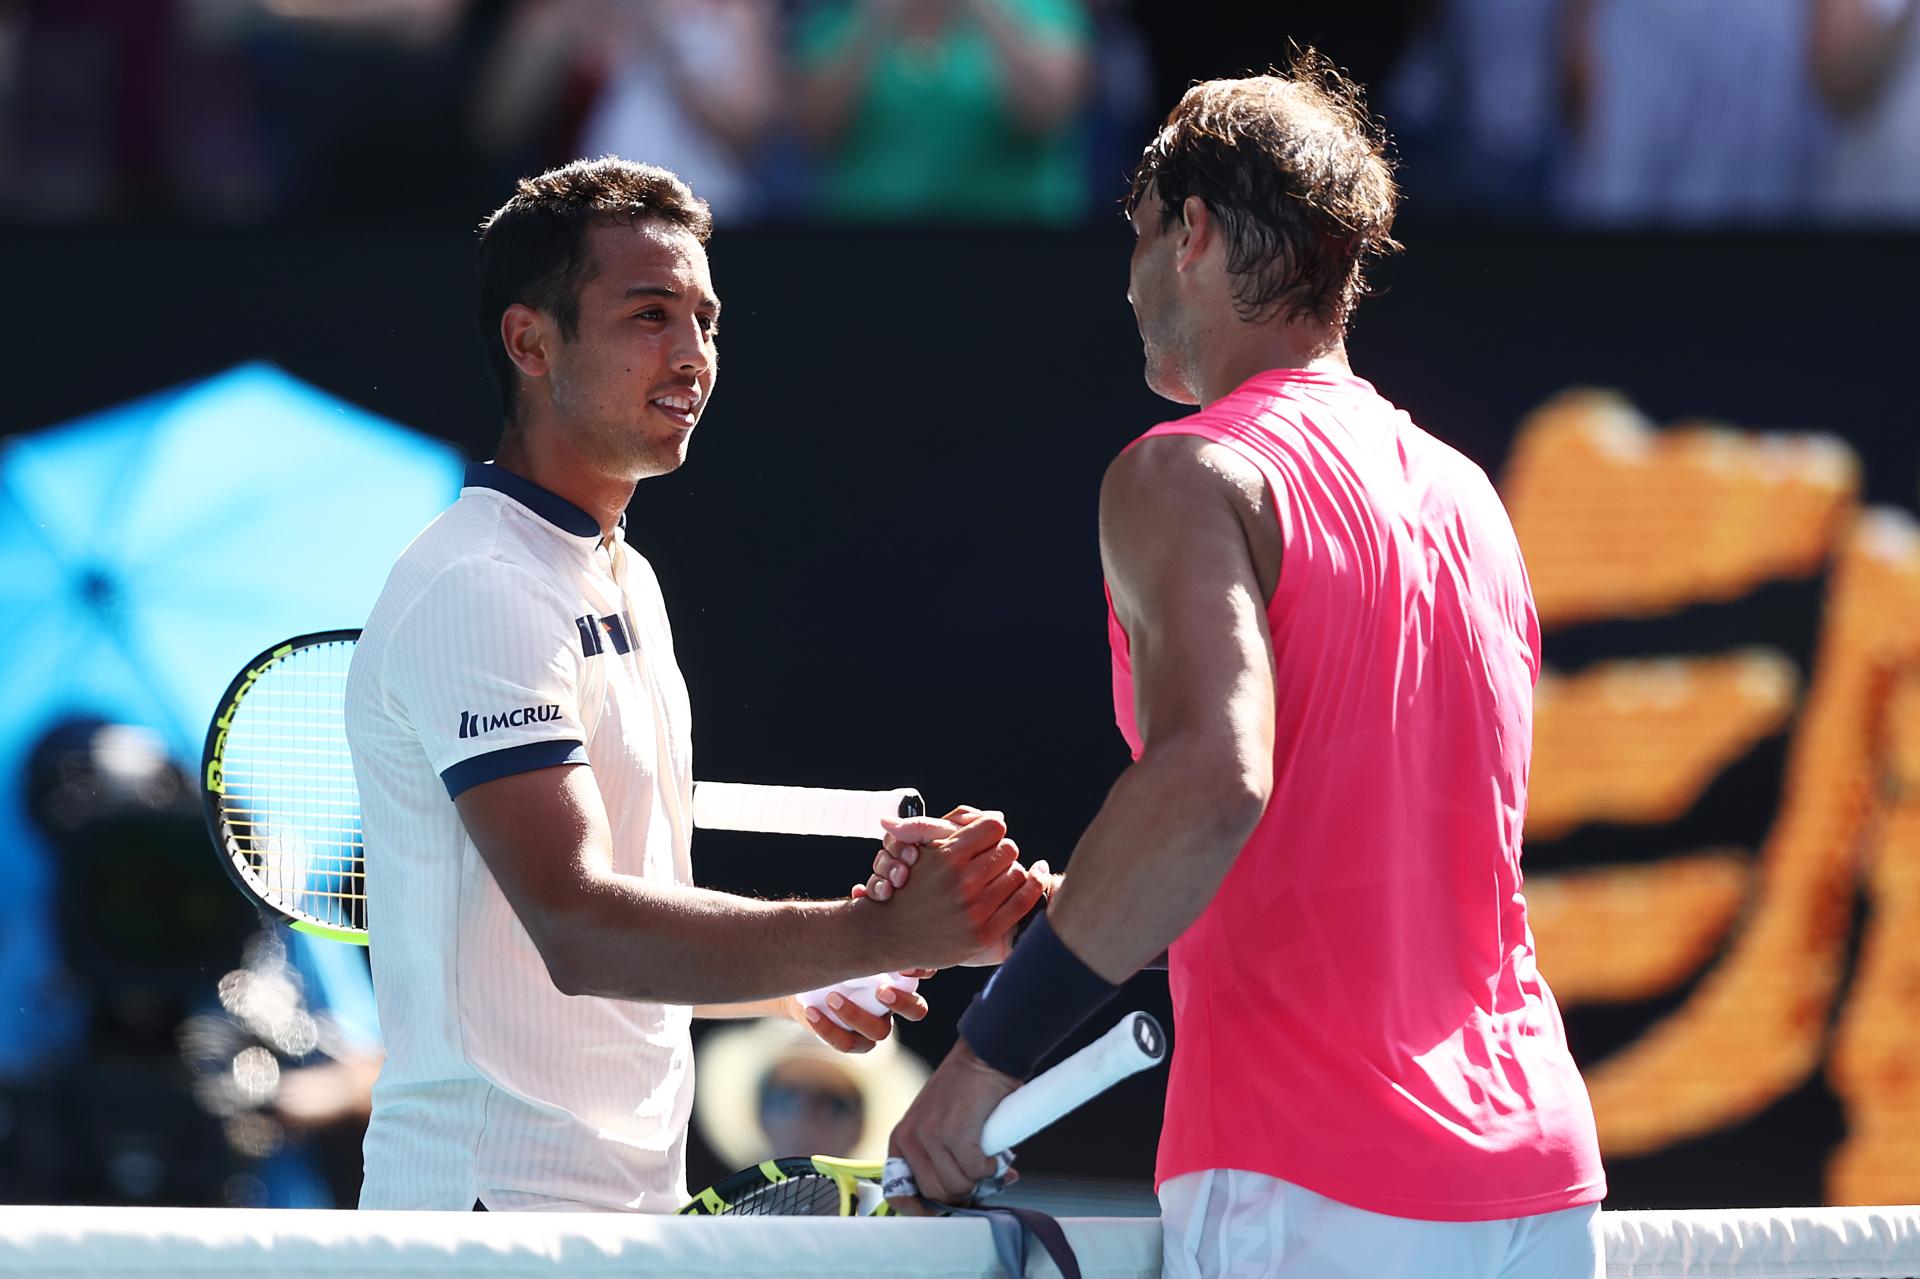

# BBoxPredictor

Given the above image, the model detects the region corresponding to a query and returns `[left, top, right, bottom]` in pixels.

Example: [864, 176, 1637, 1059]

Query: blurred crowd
[1, 0, 1915, 227]
[1391, 0, 1920, 224]
[0, 0, 1149, 225]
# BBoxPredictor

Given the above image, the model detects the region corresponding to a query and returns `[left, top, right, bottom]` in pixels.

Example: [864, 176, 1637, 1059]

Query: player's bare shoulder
[1101, 435, 1280, 597]
[1103, 433, 1264, 512]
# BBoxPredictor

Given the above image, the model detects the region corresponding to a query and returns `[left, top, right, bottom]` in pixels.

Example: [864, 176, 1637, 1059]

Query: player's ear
[501, 303, 553, 381]
[1175, 196, 1211, 273]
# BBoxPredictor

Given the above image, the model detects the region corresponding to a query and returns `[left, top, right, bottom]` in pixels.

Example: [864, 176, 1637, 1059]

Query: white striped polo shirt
[346, 461, 695, 1212]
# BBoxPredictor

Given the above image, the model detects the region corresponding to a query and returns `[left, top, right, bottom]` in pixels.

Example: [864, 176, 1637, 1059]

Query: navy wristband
[958, 911, 1120, 1080]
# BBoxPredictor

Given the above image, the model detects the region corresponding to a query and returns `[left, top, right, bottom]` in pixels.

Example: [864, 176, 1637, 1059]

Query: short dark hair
[1126, 53, 1400, 331]
[476, 156, 713, 423]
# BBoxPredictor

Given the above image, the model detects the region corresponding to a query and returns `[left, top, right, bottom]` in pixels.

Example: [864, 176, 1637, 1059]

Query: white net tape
[1607, 1208, 1920, 1278]
[0, 1206, 1916, 1278]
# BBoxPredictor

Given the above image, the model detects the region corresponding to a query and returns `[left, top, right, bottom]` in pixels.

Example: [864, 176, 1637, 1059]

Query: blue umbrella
[0, 361, 464, 1074]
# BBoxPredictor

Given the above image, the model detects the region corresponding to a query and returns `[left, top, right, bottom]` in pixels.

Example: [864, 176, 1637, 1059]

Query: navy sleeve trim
[441, 739, 589, 800]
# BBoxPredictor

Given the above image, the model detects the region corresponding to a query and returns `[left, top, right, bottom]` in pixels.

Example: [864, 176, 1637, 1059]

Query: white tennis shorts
[1159, 1169, 1604, 1279]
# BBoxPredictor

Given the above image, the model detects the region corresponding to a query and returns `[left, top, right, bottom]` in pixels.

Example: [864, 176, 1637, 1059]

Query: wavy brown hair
[477, 157, 713, 423]
[1126, 53, 1400, 331]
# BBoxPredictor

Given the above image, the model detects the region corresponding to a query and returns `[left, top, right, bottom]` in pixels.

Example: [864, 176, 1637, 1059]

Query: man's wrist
[957, 911, 1119, 1080]
[797, 896, 902, 991]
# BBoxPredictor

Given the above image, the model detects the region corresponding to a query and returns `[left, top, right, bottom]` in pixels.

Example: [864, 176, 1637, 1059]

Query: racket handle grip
[691, 783, 925, 839]
[979, 1011, 1167, 1155]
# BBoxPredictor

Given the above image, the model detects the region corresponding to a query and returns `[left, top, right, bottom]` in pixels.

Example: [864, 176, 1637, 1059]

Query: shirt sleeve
[384, 556, 592, 800]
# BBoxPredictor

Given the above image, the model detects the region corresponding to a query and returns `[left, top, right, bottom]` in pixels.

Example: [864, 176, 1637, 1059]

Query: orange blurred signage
[1508, 390, 1920, 1204]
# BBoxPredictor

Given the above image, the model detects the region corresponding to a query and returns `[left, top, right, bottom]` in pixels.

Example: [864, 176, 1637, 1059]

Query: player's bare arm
[693, 982, 930, 1056]
[856, 805, 1048, 966]
[455, 764, 1042, 1005]
[1036, 433, 1279, 978]
[885, 435, 1279, 1208]
[870, 436, 1278, 977]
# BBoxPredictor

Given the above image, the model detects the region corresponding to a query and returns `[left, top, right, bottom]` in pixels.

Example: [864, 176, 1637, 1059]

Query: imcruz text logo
[458, 705, 562, 739]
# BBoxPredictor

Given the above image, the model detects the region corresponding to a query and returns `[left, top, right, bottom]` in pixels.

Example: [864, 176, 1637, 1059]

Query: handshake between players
[801, 805, 1043, 1056]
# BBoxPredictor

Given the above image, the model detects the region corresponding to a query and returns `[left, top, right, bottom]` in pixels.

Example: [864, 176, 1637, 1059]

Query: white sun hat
[693, 1016, 932, 1167]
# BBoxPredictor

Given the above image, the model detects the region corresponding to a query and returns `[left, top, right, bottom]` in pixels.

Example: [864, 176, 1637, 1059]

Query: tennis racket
[202, 629, 926, 945]
[679, 1011, 1167, 1216]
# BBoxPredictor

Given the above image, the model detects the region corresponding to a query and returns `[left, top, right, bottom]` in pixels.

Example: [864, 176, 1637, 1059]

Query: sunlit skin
[495, 218, 722, 536]
[470, 214, 1004, 1054]
[1126, 183, 1351, 409]
[883, 184, 1378, 1211]
[1126, 192, 1205, 406]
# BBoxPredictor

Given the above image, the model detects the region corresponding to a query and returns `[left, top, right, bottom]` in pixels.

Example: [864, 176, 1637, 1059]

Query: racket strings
[216, 640, 365, 933]
[723, 1173, 846, 1217]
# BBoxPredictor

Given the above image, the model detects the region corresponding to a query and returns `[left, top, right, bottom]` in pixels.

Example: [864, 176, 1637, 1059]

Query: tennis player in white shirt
[345, 157, 1041, 1212]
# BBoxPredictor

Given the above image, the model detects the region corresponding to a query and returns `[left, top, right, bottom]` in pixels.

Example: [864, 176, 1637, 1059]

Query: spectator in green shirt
[795, 0, 1094, 224]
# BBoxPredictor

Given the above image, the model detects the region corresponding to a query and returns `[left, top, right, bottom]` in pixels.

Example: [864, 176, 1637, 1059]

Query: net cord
[2, 1206, 1918, 1277]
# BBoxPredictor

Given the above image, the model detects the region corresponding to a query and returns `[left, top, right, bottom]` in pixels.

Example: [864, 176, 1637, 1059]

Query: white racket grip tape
[796, 972, 921, 1031]
[978, 1011, 1167, 1155]
[691, 782, 925, 838]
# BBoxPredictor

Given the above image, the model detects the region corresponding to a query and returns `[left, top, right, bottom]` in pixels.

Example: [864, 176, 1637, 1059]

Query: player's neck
[1193, 323, 1350, 407]
[492, 428, 634, 542]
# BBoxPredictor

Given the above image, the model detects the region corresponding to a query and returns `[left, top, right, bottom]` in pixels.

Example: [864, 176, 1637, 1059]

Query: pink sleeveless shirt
[1112, 369, 1605, 1221]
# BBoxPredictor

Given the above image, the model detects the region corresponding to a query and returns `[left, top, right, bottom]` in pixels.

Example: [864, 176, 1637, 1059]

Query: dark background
[6, 220, 1915, 1207]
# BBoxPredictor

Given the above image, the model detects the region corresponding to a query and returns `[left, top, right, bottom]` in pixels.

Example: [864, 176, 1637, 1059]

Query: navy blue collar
[463, 461, 612, 539]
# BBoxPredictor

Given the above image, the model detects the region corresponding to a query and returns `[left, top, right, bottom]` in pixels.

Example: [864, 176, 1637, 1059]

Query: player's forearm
[695, 997, 795, 1019]
[1046, 738, 1269, 982]
[538, 881, 905, 1005]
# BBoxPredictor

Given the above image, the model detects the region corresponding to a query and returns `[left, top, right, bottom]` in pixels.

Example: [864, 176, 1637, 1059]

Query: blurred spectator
[3, 719, 255, 1204]
[2, 0, 495, 221]
[1812, 0, 1920, 221]
[1080, 0, 1152, 210]
[473, 0, 778, 222]
[693, 1015, 928, 1167]
[1130, 5, 1421, 134]
[5, 1, 177, 218]
[226, 0, 492, 218]
[794, 0, 1094, 224]
[1385, 0, 1567, 220]
[0, 718, 380, 1207]
[1557, 0, 1828, 225]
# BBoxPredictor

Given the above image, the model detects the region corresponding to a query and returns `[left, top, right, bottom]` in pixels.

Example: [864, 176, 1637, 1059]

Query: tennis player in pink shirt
[873, 55, 1607, 1277]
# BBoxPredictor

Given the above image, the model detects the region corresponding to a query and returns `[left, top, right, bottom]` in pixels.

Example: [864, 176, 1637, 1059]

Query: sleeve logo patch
[458, 705, 563, 739]
[576, 612, 636, 657]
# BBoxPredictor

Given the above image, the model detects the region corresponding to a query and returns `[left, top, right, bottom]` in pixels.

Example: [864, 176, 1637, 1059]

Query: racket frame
[202, 628, 368, 945]
[205, 628, 925, 948]
[679, 1155, 889, 1217]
